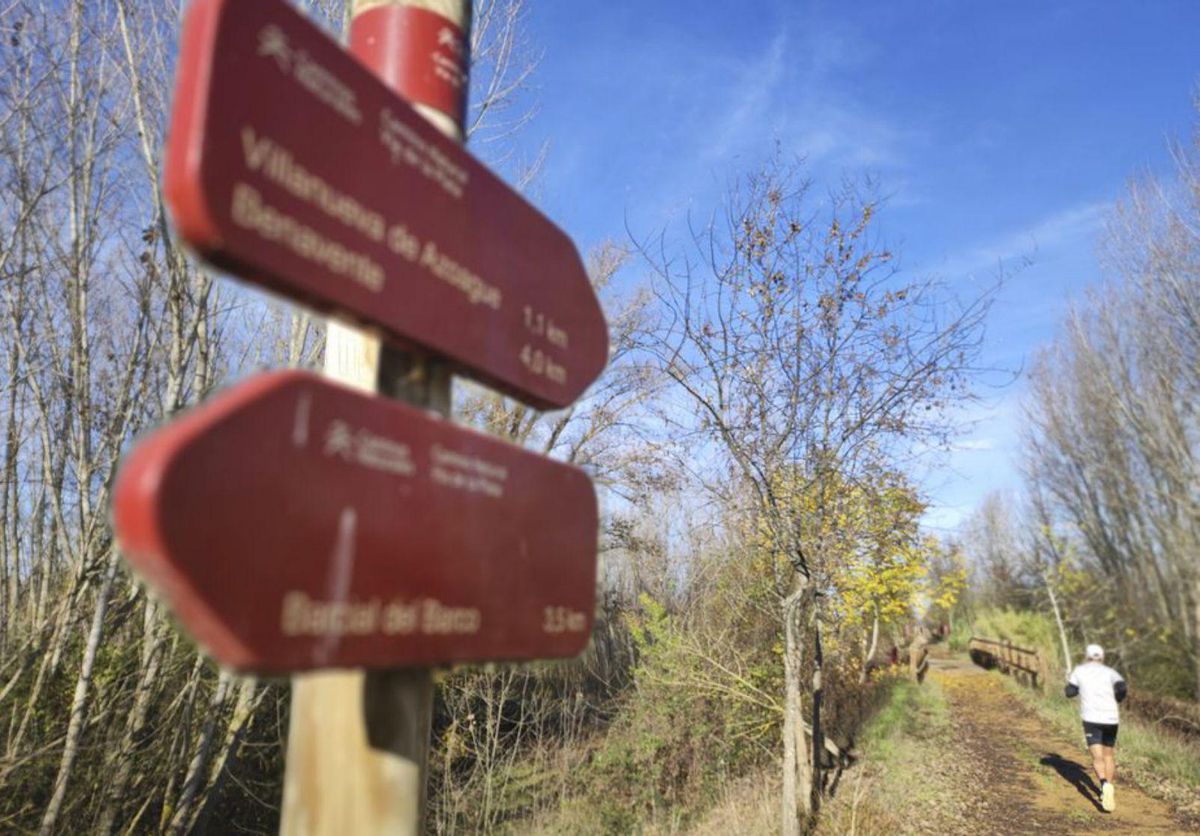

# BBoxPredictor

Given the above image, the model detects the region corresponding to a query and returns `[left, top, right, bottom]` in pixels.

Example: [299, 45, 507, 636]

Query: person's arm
[1113, 672, 1127, 703]
[1065, 668, 1079, 699]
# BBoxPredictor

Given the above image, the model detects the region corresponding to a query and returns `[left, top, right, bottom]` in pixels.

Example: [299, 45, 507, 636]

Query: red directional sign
[113, 372, 598, 673]
[165, 0, 607, 409]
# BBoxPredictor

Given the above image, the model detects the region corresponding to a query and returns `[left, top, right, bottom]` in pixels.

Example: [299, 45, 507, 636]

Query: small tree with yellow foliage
[823, 473, 930, 681]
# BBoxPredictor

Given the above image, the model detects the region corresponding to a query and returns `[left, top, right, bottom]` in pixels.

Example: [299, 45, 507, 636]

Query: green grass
[948, 619, 973, 653]
[861, 678, 951, 750]
[817, 678, 964, 835]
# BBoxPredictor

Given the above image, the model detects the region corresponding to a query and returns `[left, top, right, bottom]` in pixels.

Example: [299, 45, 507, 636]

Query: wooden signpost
[111, 0, 606, 832]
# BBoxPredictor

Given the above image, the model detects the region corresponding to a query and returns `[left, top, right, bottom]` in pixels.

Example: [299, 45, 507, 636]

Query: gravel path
[928, 655, 1187, 835]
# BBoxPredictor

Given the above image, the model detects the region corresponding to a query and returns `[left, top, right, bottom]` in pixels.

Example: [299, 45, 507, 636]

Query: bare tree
[0, 1, 253, 830]
[637, 157, 992, 833]
[1023, 103, 1200, 696]
[959, 491, 1028, 609]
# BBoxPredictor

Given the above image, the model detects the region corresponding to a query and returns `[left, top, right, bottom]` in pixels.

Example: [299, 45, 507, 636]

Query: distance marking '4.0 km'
[112, 372, 599, 673]
[165, 0, 607, 409]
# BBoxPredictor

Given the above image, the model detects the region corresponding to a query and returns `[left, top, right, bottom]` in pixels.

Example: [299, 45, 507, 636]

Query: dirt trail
[930, 655, 1187, 835]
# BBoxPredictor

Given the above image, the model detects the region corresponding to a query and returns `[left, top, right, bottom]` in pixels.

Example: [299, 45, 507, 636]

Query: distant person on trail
[1065, 644, 1127, 813]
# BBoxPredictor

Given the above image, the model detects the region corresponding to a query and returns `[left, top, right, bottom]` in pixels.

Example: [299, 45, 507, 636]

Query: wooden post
[281, 2, 470, 833]
[908, 625, 929, 683]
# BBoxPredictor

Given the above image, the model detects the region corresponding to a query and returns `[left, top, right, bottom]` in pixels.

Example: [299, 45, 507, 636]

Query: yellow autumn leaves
[748, 467, 966, 643]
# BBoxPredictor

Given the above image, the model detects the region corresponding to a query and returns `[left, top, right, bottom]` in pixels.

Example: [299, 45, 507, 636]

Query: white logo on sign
[323, 420, 416, 477]
[437, 26, 464, 57]
[324, 420, 356, 461]
[256, 24, 362, 125]
[258, 25, 293, 72]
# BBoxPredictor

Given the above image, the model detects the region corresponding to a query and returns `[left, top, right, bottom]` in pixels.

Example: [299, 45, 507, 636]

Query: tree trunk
[38, 549, 119, 835]
[188, 677, 263, 834]
[811, 619, 824, 812]
[781, 587, 811, 836]
[1042, 567, 1072, 677]
[10, 576, 85, 760]
[1193, 579, 1200, 702]
[166, 671, 233, 835]
[93, 599, 170, 835]
[859, 605, 880, 685]
[1, 326, 20, 648]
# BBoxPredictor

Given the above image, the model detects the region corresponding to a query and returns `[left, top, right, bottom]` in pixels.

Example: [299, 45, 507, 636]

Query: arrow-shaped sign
[166, 0, 608, 409]
[113, 372, 598, 673]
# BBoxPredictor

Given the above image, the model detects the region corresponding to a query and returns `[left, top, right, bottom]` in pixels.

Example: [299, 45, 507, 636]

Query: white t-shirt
[1069, 662, 1125, 725]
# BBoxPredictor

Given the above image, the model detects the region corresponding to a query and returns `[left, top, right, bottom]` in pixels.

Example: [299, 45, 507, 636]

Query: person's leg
[1099, 729, 1118, 812]
[1088, 743, 1107, 783]
[1101, 745, 1117, 811]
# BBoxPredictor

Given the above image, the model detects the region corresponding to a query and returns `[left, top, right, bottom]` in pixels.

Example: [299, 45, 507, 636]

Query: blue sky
[481, 0, 1200, 533]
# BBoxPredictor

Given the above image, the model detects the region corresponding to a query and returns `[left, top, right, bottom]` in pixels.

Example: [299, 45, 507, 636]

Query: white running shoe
[1101, 781, 1115, 813]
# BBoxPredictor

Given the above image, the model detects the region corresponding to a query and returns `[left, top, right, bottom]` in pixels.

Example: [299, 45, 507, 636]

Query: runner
[1065, 644, 1127, 812]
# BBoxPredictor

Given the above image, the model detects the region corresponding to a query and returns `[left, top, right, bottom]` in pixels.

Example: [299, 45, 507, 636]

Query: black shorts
[1083, 721, 1118, 747]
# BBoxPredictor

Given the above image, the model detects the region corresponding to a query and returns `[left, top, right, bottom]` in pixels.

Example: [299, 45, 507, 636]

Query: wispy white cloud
[696, 30, 789, 163]
[792, 109, 916, 170]
[913, 203, 1113, 535]
[950, 438, 996, 452]
[935, 200, 1108, 281]
[548, 8, 926, 239]
[915, 389, 1025, 533]
[675, 16, 920, 183]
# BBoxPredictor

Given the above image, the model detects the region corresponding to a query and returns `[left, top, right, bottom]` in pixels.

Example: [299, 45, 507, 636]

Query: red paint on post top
[164, 0, 607, 410]
[350, 5, 469, 129]
[113, 372, 599, 674]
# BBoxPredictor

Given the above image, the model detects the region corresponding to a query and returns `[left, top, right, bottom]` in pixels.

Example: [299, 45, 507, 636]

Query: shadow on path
[1040, 752, 1103, 812]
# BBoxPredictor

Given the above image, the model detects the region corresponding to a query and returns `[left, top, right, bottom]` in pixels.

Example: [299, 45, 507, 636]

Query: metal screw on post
[281, 2, 470, 833]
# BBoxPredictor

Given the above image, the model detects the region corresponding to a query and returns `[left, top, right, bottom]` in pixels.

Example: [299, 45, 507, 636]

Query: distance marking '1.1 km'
[165, 0, 608, 409]
[112, 372, 599, 673]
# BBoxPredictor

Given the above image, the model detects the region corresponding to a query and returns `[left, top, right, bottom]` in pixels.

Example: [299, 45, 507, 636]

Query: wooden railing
[968, 636, 1049, 690]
